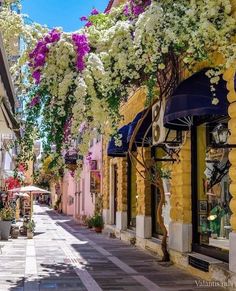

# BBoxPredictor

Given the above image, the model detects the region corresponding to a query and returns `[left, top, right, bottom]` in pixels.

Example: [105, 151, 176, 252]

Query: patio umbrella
[13, 192, 30, 198]
[8, 186, 50, 218]
[8, 185, 50, 194]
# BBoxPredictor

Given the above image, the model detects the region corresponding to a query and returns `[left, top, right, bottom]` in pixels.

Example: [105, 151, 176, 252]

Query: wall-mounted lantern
[212, 124, 230, 146]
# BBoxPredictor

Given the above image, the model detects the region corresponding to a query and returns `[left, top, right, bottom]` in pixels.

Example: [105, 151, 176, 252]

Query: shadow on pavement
[7, 262, 87, 291]
[44, 209, 73, 222]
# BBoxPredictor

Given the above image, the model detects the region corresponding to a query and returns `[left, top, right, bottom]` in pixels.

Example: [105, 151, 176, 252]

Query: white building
[0, 33, 19, 189]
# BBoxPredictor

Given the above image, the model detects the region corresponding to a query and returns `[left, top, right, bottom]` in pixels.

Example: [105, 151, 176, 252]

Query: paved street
[0, 205, 227, 291]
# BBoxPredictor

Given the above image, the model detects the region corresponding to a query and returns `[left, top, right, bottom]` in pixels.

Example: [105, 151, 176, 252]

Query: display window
[194, 123, 231, 257]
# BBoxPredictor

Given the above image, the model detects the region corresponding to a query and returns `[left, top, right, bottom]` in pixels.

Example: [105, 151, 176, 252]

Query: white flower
[210, 76, 220, 84]
[212, 98, 219, 105]
[158, 63, 165, 70]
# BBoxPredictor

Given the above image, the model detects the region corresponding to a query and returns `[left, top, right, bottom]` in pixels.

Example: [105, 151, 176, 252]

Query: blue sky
[22, 0, 109, 32]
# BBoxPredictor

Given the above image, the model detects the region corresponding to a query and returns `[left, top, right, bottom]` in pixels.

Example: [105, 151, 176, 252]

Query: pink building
[62, 171, 76, 216]
[75, 137, 102, 220]
[61, 137, 102, 221]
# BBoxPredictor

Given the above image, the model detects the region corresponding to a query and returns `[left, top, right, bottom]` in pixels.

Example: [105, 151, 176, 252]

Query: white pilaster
[136, 215, 152, 238]
[116, 211, 127, 231]
[169, 222, 192, 252]
[229, 232, 236, 272]
[102, 209, 110, 225]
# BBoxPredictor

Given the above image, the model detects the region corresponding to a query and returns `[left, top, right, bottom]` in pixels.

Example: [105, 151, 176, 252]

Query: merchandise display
[197, 126, 232, 251]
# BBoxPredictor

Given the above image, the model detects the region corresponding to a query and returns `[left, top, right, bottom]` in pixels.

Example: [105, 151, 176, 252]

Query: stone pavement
[0, 205, 229, 291]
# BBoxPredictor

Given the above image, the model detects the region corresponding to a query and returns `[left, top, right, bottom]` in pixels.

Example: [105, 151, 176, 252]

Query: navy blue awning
[127, 109, 152, 147]
[164, 69, 230, 130]
[107, 124, 130, 157]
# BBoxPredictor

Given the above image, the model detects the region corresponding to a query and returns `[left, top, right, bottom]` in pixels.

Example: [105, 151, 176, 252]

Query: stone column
[169, 138, 192, 252]
[224, 66, 236, 272]
[136, 147, 152, 239]
[116, 157, 128, 230]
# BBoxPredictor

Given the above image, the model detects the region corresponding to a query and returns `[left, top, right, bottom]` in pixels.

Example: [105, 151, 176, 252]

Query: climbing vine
[1, 0, 235, 176]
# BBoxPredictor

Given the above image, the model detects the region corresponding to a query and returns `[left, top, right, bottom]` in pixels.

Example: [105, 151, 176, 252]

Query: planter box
[0, 221, 12, 240]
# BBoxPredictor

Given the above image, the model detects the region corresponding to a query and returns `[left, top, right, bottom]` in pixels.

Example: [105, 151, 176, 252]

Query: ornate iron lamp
[212, 124, 230, 146]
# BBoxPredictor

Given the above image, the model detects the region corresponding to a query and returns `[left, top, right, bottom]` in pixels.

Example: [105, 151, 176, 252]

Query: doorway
[151, 185, 163, 237]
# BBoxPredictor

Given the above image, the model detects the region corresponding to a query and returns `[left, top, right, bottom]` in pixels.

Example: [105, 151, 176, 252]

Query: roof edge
[0, 33, 16, 112]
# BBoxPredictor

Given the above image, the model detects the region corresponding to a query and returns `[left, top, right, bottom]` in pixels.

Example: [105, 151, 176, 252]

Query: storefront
[107, 124, 130, 227]
[106, 107, 154, 235]
[192, 123, 231, 262]
[126, 109, 152, 232]
[164, 68, 232, 263]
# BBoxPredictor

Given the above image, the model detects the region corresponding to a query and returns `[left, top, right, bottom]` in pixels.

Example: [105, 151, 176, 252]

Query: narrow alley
[0, 205, 227, 291]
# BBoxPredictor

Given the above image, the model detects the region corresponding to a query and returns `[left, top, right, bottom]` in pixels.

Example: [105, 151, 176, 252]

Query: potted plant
[86, 216, 94, 229]
[26, 220, 35, 239]
[81, 214, 88, 226]
[0, 207, 15, 240]
[92, 214, 103, 233]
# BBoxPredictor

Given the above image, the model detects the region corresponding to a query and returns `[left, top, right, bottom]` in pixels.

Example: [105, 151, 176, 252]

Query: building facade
[102, 0, 236, 284]
[60, 137, 103, 221]
[75, 137, 102, 220]
[0, 33, 19, 190]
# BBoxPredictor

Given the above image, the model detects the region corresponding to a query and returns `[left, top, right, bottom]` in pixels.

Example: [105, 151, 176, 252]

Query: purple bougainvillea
[32, 70, 41, 85]
[85, 21, 93, 28]
[80, 16, 88, 21]
[29, 95, 40, 107]
[79, 8, 99, 28]
[123, 0, 151, 17]
[91, 8, 99, 15]
[63, 118, 72, 143]
[123, 5, 130, 17]
[72, 34, 90, 72]
[29, 29, 61, 84]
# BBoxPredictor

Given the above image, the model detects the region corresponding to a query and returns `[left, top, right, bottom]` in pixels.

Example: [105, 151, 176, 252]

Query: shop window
[195, 124, 231, 253]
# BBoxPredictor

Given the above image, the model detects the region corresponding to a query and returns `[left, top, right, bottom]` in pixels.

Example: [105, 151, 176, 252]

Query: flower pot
[11, 226, 19, 239]
[0, 221, 12, 240]
[95, 227, 102, 233]
[27, 230, 34, 239]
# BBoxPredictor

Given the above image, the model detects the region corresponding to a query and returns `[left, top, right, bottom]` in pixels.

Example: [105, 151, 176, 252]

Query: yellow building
[102, 0, 236, 284]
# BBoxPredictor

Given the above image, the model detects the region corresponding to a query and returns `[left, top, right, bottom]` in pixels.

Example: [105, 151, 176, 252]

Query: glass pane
[197, 125, 231, 251]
